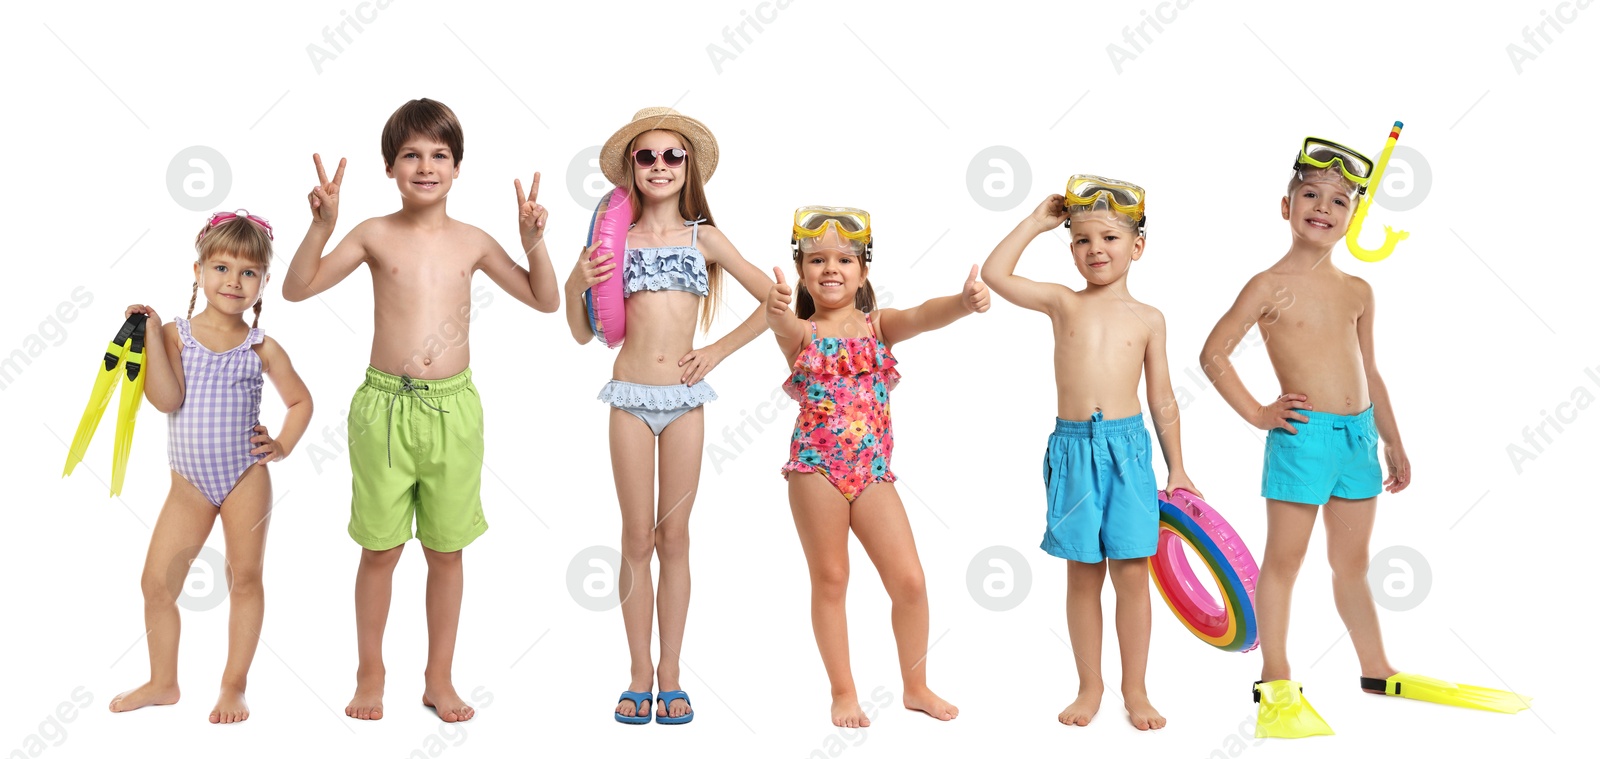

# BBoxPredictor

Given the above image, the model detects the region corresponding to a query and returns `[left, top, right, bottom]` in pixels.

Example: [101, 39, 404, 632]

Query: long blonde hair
[620, 129, 720, 332]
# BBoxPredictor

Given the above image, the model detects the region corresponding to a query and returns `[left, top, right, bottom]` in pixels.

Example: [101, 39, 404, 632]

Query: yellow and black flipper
[110, 315, 148, 496]
[1254, 680, 1334, 738]
[1361, 673, 1531, 714]
[62, 314, 147, 493]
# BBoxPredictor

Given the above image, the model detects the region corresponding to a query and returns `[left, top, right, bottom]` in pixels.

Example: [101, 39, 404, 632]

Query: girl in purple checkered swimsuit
[109, 211, 313, 724]
[168, 317, 266, 505]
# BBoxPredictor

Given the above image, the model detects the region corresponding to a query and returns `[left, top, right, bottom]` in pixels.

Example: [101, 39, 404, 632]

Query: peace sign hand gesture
[514, 171, 548, 248]
[308, 153, 347, 227]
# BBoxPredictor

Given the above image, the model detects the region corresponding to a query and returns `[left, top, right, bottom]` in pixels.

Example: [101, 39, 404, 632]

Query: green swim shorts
[347, 366, 487, 552]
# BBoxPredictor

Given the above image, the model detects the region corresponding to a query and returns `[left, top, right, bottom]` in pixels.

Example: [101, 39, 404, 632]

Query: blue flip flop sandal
[656, 690, 693, 725]
[616, 691, 653, 724]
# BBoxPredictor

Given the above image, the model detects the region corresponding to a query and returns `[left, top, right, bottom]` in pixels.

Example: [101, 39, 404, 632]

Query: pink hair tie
[201, 208, 274, 241]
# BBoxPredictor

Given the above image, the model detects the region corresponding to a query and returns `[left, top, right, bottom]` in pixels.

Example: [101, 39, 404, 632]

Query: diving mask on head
[1295, 123, 1411, 262]
[1294, 137, 1374, 193]
[792, 206, 873, 261]
[1063, 174, 1146, 236]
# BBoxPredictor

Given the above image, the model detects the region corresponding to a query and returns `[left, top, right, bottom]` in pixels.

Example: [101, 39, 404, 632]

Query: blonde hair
[191, 216, 274, 327]
[620, 129, 721, 332]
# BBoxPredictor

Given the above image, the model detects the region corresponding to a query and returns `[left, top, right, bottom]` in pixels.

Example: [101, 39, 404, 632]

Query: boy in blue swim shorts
[984, 176, 1200, 731]
[1200, 137, 1414, 735]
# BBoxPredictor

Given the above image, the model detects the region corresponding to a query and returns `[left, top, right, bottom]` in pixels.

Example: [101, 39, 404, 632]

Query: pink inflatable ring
[583, 186, 632, 348]
[1148, 488, 1260, 652]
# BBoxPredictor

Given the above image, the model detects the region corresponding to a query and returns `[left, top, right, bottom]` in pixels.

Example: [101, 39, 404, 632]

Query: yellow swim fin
[1361, 673, 1531, 714]
[63, 315, 144, 479]
[110, 315, 148, 497]
[1254, 680, 1334, 738]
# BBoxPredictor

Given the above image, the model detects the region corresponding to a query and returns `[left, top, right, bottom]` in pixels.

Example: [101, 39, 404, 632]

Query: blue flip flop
[656, 690, 693, 725]
[616, 691, 653, 724]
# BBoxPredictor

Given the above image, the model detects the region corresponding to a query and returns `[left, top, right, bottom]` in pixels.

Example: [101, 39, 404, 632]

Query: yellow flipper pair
[1255, 673, 1533, 739]
[61, 314, 148, 496]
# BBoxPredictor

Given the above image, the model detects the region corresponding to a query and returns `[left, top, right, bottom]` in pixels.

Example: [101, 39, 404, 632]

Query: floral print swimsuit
[781, 313, 901, 502]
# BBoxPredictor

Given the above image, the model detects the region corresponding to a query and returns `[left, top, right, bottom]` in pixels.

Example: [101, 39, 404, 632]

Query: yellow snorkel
[1344, 122, 1410, 262]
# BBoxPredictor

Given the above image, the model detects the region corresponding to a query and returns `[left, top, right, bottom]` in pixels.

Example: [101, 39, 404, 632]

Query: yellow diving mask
[792, 206, 873, 261]
[1063, 174, 1146, 235]
[1294, 137, 1374, 194]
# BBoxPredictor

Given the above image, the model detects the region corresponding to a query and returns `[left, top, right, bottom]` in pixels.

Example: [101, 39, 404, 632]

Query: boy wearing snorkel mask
[983, 176, 1199, 731]
[1197, 138, 1411, 737]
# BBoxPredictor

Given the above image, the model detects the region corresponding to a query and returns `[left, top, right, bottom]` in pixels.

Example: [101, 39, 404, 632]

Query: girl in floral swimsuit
[765, 206, 990, 728]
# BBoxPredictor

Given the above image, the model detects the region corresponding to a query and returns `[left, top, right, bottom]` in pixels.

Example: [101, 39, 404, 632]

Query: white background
[3, 0, 1593, 756]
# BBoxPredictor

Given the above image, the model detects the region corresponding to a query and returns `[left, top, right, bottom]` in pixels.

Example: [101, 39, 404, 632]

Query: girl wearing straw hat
[563, 107, 775, 725]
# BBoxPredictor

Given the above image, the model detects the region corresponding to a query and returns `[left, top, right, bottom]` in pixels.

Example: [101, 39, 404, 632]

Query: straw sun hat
[599, 107, 719, 187]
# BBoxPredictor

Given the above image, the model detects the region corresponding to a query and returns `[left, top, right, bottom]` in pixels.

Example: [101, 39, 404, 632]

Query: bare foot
[345, 670, 385, 720]
[1124, 690, 1166, 730]
[109, 682, 180, 713]
[1058, 690, 1102, 726]
[210, 688, 250, 724]
[422, 681, 475, 723]
[904, 687, 959, 721]
[832, 693, 870, 728]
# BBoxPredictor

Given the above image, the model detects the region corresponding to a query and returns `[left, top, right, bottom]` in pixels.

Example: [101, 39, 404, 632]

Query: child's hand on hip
[1256, 394, 1311, 433]
[250, 424, 285, 464]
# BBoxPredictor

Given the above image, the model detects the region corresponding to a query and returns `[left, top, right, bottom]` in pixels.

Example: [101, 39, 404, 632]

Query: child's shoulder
[251, 334, 290, 372]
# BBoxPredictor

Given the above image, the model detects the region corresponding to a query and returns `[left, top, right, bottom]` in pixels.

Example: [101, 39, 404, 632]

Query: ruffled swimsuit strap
[685, 216, 706, 247]
[175, 316, 199, 348]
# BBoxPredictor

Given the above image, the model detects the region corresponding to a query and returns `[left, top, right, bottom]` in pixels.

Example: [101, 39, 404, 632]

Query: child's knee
[884, 567, 927, 603]
[1107, 559, 1148, 590]
[652, 523, 690, 561]
[813, 563, 849, 598]
[1326, 549, 1369, 579]
[226, 562, 265, 593]
[141, 569, 177, 605]
[1067, 560, 1107, 587]
[422, 547, 463, 568]
[360, 545, 404, 570]
[620, 529, 656, 562]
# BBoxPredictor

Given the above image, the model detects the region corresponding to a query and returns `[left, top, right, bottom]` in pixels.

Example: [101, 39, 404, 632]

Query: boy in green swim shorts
[1199, 137, 1412, 735]
[284, 98, 560, 722]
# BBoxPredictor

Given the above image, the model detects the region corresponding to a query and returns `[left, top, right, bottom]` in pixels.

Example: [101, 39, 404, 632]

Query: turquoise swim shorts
[1261, 405, 1382, 506]
[1041, 411, 1159, 563]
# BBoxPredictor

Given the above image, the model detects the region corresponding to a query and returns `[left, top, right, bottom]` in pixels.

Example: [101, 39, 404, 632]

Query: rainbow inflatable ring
[583, 186, 632, 348]
[1148, 489, 1260, 653]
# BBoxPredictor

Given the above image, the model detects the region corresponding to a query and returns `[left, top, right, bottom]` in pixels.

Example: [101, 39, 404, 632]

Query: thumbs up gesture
[961, 264, 990, 313]
[767, 266, 794, 318]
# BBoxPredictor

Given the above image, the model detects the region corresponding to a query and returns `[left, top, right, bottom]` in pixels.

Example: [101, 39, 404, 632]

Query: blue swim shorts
[1041, 411, 1159, 563]
[1261, 405, 1382, 506]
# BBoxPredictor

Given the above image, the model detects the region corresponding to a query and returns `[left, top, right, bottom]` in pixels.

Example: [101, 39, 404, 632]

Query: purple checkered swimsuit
[168, 317, 265, 507]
